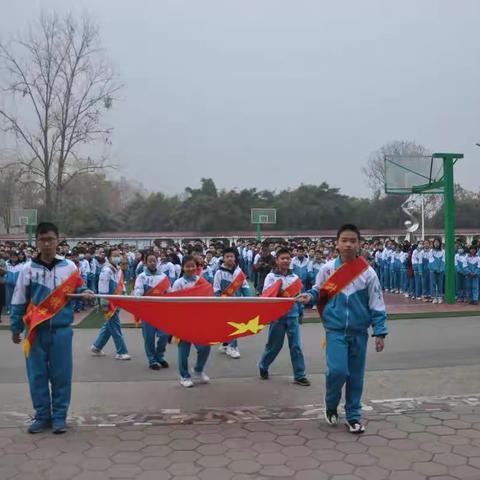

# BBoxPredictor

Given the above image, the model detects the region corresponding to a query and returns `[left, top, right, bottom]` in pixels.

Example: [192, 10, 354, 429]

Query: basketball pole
[433, 153, 463, 305]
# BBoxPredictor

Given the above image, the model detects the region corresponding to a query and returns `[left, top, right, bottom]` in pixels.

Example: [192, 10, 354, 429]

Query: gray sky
[1, 0, 480, 197]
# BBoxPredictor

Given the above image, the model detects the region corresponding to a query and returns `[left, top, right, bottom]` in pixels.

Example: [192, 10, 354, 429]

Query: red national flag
[108, 280, 295, 345]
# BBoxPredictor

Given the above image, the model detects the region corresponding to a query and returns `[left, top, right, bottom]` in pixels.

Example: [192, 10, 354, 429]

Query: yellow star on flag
[227, 316, 265, 336]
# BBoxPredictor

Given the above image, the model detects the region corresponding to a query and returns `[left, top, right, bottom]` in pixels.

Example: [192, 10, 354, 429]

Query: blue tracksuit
[465, 255, 480, 303]
[291, 257, 309, 292]
[382, 248, 392, 291]
[308, 260, 324, 290]
[392, 252, 402, 291]
[455, 253, 467, 301]
[172, 275, 211, 379]
[214, 265, 251, 349]
[411, 248, 423, 298]
[92, 263, 128, 355]
[10, 257, 87, 423]
[157, 260, 177, 285]
[422, 250, 431, 297]
[429, 249, 445, 300]
[307, 257, 387, 422]
[259, 271, 307, 381]
[5, 261, 23, 314]
[374, 250, 384, 288]
[134, 269, 170, 367]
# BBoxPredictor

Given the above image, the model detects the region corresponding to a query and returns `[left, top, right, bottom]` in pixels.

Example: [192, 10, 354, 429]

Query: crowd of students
[5, 222, 389, 435]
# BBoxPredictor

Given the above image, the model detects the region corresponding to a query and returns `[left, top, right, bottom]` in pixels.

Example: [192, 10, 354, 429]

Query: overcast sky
[1, 0, 479, 197]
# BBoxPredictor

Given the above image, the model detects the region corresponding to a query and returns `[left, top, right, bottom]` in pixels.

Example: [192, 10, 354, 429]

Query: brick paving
[3, 399, 480, 479]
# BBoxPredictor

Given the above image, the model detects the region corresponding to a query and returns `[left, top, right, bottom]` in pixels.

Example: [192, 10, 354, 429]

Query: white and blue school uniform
[92, 257, 105, 293]
[258, 271, 307, 381]
[172, 275, 211, 380]
[86, 258, 96, 292]
[307, 258, 387, 423]
[455, 251, 467, 301]
[157, 260, 176, 285]
[399, 251, 409, 294]
[307, 260, 324, 290]
[243, 248, 254, 280]
[214, 265, 251, 349]
[429, 249, 445, 301]
[422, 249, 431, 298]
[411, 248, 423, 299]
[374, 249, 384, 288]
[76, 259, 91, 311]
[134, 269, 170, 367]
[465, 255, 480, 303]
[5, 260, 23, 314]
[381, 247, 392, 291]
[92, 262, 129, 355]
[10, 256, 87, 425]
[135, 261, 145, 277]
[291, 257, 309, 291]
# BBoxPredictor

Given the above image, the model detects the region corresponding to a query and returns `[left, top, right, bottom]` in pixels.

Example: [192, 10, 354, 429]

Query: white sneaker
[180, 377, 194, 388]
[404, 293, 409, 298]
[192, 370, 210, 384]
[438, 298, 443, 304]
[218, 344, 228, 353]
[226, 346, 241, 359]
[432, 298, 438, 304]
[90, 345, 106, 356]
[115, 353, 131, 360]
[311, 305, 317, 310]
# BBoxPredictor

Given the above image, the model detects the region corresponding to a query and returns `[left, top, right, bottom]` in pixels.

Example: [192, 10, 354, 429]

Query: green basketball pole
[432, 153, 463, 305]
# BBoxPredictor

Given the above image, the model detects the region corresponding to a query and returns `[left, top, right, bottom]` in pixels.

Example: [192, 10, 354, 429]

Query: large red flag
[107, 281, 295, 345]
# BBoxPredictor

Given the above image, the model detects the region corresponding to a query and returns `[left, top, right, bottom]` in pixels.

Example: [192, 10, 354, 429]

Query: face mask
[417, 245, 423, 250]
[458, 249, 464, 254]
[110, 257, 121, 266]
[79, 254, 85, 260]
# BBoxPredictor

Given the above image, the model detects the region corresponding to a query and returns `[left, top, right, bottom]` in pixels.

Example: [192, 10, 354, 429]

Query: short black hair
[145, 251, 157, 262]
[36, 222, 59, 239]
[106, 247, 121, 259]
[222, 247, 237, 258]
[276, 247, 291, 258]
[336, 224, 361, 240]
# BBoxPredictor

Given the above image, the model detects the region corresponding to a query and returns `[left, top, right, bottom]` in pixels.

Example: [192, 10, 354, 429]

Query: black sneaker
[346, 420, 366, 434]
[259, 368, 269, 380]
[324, 409, 339, 426]
[294, 377, 311, 386]
[149, 364, 161, 370]
[159, 360, 169, 368]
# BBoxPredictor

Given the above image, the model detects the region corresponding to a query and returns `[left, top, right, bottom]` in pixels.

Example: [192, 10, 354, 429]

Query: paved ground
[2, 317, 480, 479]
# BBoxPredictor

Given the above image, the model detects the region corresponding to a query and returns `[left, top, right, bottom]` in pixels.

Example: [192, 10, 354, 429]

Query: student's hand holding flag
[297, 293, 312, 305]
[82, 289, 95, 301]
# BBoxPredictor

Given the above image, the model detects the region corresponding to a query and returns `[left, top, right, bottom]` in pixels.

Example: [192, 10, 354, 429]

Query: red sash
[134, 275, 171, 326]
[317, 256, 369, 315]
[221, 270, 247, 297]
[261, 277, 303, 298]
[23, 270, 84, 356]
[105, 270, 125, 320]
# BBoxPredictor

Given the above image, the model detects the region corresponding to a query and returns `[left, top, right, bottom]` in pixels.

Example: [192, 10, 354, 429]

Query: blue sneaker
[28, 419, 51, 434]
[52, 419, 67, 434]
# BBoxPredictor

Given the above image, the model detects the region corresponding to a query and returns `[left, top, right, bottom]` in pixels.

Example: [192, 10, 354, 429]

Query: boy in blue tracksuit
[300, 224, 387, 434]
[392, 245, 402, 293]
[291, 246, 309, 323]
[259, 248, 310, 386]
[134, 252, 170, 370]
[91, 247, 130, 359]
[10, 223, 94, 434]
[465, 246, 479, 305]
[422, 240, 432, 301]
[455, 246, 467, 302]
[429, 238, 445, 304]
[214, 247, 251, 359]
[5, 251, 23, 314]
[307, 250, 325, 300]
[411, 243, 423, 300]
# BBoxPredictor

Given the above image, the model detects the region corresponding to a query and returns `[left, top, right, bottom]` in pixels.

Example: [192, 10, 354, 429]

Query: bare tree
[0, 12, 120, 217]
[362, 140, 430, 197]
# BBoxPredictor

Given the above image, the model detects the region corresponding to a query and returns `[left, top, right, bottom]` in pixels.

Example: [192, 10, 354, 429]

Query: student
[374, 244, 384, 289]
[391, 244, 401, 293]
[134, 252, 170, 370]
[214, 247, 252, 359]
[93, 247, 106, 293]
[411, 243, 423, 300]
[157, 250, 176, 285]
[381, 241, 392, 292]
[455, 245, 467, 303]
[307, 250, 325, 294]
[172, 255, 212, 387]
[429, 238, 445, 304]
[90, 247, 130, 360]
[465, 246, 479, 305]
[299, 224, 387, 434]
[400, 242, 410, 297]
[258, 248, 310, 387]
[422, 240, 432, 302]
[10, 222, 94, 434]
[5, 250, 23, 315]
[291, 246, 309, 290]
